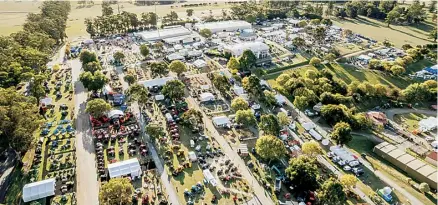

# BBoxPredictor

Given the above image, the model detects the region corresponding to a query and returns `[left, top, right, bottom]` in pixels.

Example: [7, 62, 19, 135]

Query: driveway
[71, 59, 100, 205]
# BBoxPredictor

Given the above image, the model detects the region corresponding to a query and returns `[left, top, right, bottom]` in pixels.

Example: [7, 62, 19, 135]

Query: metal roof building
[194, 20, 252, 33]
[135, 26, 192, 41]
[374, 142, 437, 189]
[223, 42, 270, 59]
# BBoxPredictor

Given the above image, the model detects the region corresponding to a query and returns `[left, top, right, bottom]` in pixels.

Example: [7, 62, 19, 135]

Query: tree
[293, 96, 308, 110]
[29, 74, 46, 104]
[199, 28, 213, 38]
[181, 109, 203, 129]
[99, 178, 134, 205]
[321, 104, 352, 125]
[342, 29, 353, 38]
[235, 109, 257, 126]
[139, 44, 150, 58]
[292, 37, 305, 48]
[231, 97, 249, 111]
[186, 9, 194, 17]
[429, 1, 437, 13]
[113, 51, 125, 64]
[83, 61, 102, 74]
[101, 2, 113, 16]
[150, 62, 169, 77]
[146, 124, 163, 140]
[305, 70, 318, 80]
[126, 84, 148, 107]
[318, 178, 347, 205]
[390, 65, 405, 75]
[286, 156, 319, 191]
[227, 57, 240, 72]
[162, 80, 185, 100]
[79, 71, 108, 92]
[259, 114, 281, 136]
[309, 57, 321, 67]
[419, 182, 430, 194]
[211, 74, 231, 94]
[321, 18, 333, 26]
[123, 74, 136, 85]
[245, 14, 257, 24]
[314, 26, 326, 42]
[429, 28, 437, 42]
[263, 90, 277, 107]
[301, 140, 322, 157]
[0, 88, 42, 154]
[86, 98, 111, 118]
[277, 112, 289, 127]
[242, 76, 262, 97]
[298, 20, 308, 28]
[340, 174, 358, 190]
[80, 50, 97, 65]
[239, 50, 257, 71]
[324, 53, 336, 63]
[310, 19, 320, 25]
[386, 10, 400, 27]
[331, 122, 352, 145]
[255, 135, 286, 161]
[168, 60, 187, 76]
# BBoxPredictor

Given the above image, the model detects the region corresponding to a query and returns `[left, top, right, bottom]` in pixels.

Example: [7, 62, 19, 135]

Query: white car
[337, 160, 346, 166]
[343, 165, 352, 171]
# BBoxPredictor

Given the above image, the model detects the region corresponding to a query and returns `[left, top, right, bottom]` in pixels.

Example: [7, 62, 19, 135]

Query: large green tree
[231, 97, 249, 111]
[317, 178, 347, 205]
[168, 60, 187, 76]
[255, 135, 286, 161]
[126, 84, 148, 107]
[162, 80, 185, 100]
[259, 114, 281, 136]
[285, 156, 319, 191]
[99, 178, 134, 205]
[242, 75, 262, 97]
[239, 50, 257, 71]
[80, 50, 98, 65]
[139, 44, 150, 58]
[199, 28, 213, 38]
[0, 88, 42, 153]
[86, 98, 111, 118]
[150, 62, 168, 78]
[331, 122, 352, 145]
[79, 71, 108, 92]
[235, 109, 257, 126]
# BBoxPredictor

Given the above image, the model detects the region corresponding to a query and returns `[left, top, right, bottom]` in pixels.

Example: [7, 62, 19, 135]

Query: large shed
[140, 77, 175, 88]
[223, 42, 270, 59]
[374, 142, 437, 189]
[22, 178, 56, 202]
[136, 26, 192, 41]
[194, 20, 251, 33]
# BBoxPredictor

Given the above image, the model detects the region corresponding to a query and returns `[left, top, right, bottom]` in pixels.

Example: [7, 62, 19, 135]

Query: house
[194, 20, 252, 33]
[366, 111, 388, 127]
[223, 42, 270, 60]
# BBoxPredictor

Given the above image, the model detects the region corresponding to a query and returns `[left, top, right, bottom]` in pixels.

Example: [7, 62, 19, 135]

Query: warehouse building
[223, 42, 270, 60]
[194, 20, 252, 33]
[373, 142, 437, 189]
[136, 26, 195, 42]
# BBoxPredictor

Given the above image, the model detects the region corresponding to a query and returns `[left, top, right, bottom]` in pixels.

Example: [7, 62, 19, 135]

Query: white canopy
[107, 110, 124, 119]
[165, 113, 174, 122]
[193, 59, 207, 68]
[233, 85, 245, 95]
[212, 116, 231, 127]
[108, 158, 141, 178]
[418, 117, 437, 132]
[309, 129, 322, 141]
[141, 77, 175, 88]
[302, 122, 315, 131]
[188, 151, 197, 162]
[203, 169, 217, 186]
[40, 97, 53, 105]
[321, 139, 330, 146]
[23, 178, 56, 202]
[155, 94, 165, 101]
[200, 92, 215, 102]
[330, 146, 356, 162]
[274, 94, 286, 105]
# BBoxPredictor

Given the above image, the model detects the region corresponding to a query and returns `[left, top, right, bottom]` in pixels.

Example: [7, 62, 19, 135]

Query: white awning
[40, 97, 53, 105]
[188, 151, 197, 161]
[200, 92, 215, 102]
[274, 94, 286, 105]
[309, 129, 322, 141]
[203, 169, 217, 186]
[419, 117, 437, 132]
[155, 94, 165, 101]
[107, 158, 141, 178]
[193, 59, 207, 68]
[107, 110, 124, 119]
[233, 85, 245, 95]
[23, 178, 56, 202]
[212, 116, 230, 126]
[140, 77, 175, 88]
[302, 122, 315, 131]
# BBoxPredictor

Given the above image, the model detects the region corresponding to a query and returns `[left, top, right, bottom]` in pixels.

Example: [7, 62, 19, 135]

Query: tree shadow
[390, 27, 434, 42]
[355, 17, 383, 28]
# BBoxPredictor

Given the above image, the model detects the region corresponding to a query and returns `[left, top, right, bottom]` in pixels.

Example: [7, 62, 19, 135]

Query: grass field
[0, 1, 232, 38]
[393, 113, 428, 132]
[406, 59, 435, 74]
[332, 15, 435, 48]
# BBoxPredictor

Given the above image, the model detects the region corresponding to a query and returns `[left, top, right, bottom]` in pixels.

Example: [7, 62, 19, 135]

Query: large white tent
[22, 178, 56, 202]
[107, 110, 124, 119]
[274, 94, 286, 105]
[212, 116, 231, 127]
[203, 169, 218, 186]
[309, 129, 322, 141]
[200, 92, 215, 102]
[302, 122, 315, 131]
[194, 20, 251, 33]
[418, 117, 437, 132]
[140, 77, 175, 88]
[233, 85, 245, 95]
[107, 158, 141, 179]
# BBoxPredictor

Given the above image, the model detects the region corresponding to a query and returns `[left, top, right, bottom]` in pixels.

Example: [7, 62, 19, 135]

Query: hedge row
[265, 60, 310, 74]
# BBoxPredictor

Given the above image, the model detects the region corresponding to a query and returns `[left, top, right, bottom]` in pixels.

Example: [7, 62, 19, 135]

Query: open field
[0, 1, 232, 38]
[393, 113, 428, 132]
[406, 59, 435, 74]
[332, 15, 435, 48]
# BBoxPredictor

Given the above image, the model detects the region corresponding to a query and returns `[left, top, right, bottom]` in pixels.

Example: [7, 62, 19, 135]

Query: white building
[136, 26, 193, 41]
[200, 92, 215, 102]
[107, 158, 141, 179]
[194, 20, 252, 33]
[223, 42, 270, 59]
[22, 178, 56, 202]
[212, 116, 231, 127]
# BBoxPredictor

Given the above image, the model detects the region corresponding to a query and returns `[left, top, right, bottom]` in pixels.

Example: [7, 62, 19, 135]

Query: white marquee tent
[233, 85, 245, 95]
[212, 116, 231, 127]
[141, 77, 175, 88]
[40, 97, 53, 106]
[302, 122, 315, 131]
[193, 59, 207, 68]
[203, 170, 218, 186]
[107, 110, 124, 119]
[418, 117, 437, 132]
[309, 129, 322, 141]
[107, 158, 141, 179]
[22, 178, 56, 202]
[200, 92, 215, 102]
[274, 94, 286, 105]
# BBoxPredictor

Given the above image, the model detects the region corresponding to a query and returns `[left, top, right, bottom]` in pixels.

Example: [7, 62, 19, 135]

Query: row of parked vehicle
[327, 152, 364, 176]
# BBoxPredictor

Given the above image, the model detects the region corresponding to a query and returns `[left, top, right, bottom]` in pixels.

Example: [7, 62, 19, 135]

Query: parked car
[353, 167, 364, 176]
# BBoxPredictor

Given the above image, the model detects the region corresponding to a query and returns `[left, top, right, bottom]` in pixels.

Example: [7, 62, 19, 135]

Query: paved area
[72, 59, 99, 205]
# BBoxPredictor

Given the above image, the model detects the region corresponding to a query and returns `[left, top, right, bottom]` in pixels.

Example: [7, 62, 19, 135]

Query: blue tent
[424, 64, 438, 75]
